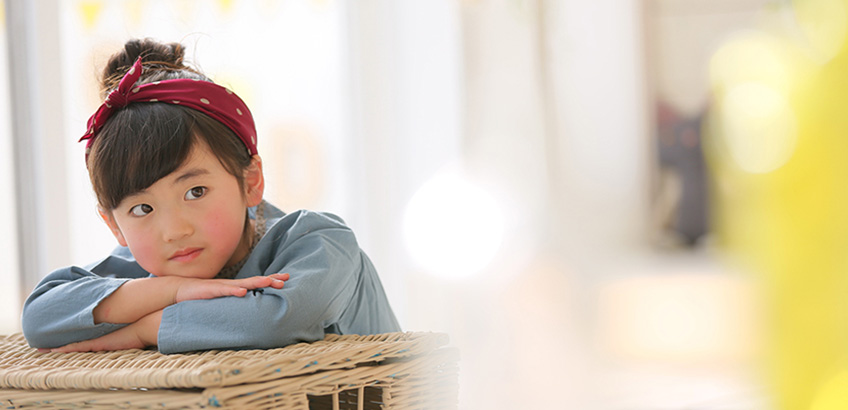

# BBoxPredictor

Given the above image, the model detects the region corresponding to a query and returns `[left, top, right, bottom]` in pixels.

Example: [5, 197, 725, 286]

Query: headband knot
[104, 89, 128, 108]
[80, 57, 258, 159]
[104, 58, 143, 109]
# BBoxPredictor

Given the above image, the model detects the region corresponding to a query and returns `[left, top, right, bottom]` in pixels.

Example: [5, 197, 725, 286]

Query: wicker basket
[0, 332, 459, 409]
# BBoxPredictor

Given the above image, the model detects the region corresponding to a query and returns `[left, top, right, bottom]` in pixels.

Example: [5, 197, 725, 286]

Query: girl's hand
[174, 273, 289, 303]
[45, 311, 163, 353]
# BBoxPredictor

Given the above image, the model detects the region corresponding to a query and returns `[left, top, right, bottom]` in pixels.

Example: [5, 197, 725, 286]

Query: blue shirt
[21, 203, 401, 353]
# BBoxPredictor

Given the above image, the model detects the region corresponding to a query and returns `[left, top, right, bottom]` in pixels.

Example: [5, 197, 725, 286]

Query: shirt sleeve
[21, 267, 124, 348]
[20, 249, 150, 348]
[157, 211, 367, 354]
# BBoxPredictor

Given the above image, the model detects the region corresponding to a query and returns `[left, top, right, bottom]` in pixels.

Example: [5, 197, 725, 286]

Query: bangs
[88, 103, 196, 210]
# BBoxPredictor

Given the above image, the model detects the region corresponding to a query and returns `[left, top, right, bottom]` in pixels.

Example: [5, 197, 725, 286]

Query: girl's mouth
[169, 248, 203, 262]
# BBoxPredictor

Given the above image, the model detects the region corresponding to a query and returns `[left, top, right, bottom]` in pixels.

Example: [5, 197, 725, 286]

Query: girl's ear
[244, 155, 265, 207]
[97, 207, 128, 247]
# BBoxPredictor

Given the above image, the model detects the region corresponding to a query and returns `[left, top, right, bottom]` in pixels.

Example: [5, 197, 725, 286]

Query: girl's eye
[130, 204, 153, 217]
[185, 186, 207, 200]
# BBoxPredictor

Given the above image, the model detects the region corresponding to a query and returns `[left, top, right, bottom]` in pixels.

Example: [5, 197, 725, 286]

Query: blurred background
[4, 0, 848, 409]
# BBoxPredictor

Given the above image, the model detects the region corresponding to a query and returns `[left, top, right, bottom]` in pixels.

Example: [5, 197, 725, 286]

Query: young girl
[21, 38, 401, 354]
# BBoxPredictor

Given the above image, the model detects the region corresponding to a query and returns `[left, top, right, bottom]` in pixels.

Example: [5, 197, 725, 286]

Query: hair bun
[101, 38, 197, 95]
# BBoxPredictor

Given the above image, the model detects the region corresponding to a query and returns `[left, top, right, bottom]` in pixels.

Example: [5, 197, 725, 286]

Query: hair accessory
[80, 57, 258, 157]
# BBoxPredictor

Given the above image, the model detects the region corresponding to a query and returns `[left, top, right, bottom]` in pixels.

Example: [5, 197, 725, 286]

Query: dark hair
[87, 38, 252, 210]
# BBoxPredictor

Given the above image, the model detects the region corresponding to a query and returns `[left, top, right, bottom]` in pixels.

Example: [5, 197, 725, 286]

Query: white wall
[0, 0, 21, 334]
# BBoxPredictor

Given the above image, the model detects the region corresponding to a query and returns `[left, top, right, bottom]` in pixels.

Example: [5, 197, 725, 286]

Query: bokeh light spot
[709, 30, 793, 95]
[719, 82, 798, 174]
[794, 0, 848, 63]
[403, 169, 505, 280]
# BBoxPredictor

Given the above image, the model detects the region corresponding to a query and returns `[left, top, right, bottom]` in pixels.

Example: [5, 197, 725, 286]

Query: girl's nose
[161, 211, 194, 242]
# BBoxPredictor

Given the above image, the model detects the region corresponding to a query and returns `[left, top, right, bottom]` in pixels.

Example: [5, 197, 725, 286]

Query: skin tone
[44, 140, 288, 353]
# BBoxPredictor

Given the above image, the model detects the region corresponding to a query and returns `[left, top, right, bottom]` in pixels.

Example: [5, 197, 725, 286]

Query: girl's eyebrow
[173, 168, 210, 185]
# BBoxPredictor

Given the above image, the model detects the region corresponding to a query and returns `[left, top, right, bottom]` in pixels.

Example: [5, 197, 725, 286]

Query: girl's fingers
[268, 273, 289, 288]
[232, 276, 268, 288]
[224, 274, 288, 293]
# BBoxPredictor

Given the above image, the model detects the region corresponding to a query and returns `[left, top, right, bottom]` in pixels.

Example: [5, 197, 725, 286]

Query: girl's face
[101, 141, 264, 278]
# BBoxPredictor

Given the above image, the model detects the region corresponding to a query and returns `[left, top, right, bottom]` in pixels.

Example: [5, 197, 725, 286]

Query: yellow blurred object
[793, 0, 848, 63]
[217, 0, 235, 15]
[76, 0, 103, 31]
[707, 1, 848, 409]
[810, 371, 848, 410]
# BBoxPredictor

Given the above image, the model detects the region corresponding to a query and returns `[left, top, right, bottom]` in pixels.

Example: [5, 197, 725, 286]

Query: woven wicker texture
[0, 332, 459, 409]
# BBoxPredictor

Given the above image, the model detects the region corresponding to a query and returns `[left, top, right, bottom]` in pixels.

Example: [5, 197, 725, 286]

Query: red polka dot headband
[80, 57, 258, 157]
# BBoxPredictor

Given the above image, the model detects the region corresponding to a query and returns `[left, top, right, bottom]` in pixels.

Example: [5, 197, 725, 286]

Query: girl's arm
[22, 262, 142, 349]
[21, 250, 288, 349]
[92, 274, 289, 324]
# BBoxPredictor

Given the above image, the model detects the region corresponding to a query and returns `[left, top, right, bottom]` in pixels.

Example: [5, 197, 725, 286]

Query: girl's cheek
[204, 207, 244, 243]
[124, 231, 160, 270]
